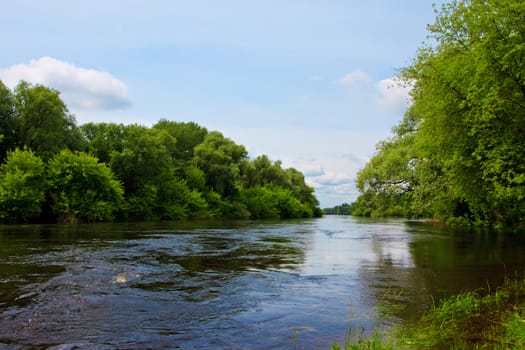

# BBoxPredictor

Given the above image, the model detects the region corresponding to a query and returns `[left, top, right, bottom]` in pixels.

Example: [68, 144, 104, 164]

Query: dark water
[1, 216, 525, 349]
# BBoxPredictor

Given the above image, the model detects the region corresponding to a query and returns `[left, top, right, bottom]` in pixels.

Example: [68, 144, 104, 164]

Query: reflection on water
[1, 217, 524, 349]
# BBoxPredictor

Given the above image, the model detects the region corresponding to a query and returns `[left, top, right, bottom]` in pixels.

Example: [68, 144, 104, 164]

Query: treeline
[323, 203, 353, 215]
[351, 0, 525, 230]
[0, 80, 321, 223]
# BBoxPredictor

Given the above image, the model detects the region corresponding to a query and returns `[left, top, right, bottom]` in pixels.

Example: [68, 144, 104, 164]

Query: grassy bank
[332, 277, 525, 349]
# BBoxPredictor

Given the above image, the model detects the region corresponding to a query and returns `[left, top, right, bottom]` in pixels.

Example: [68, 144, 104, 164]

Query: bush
[47, 150, 123, 222]
[0, 149, 47, 223]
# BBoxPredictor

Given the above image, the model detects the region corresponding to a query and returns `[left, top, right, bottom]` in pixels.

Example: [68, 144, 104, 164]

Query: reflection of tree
[358, 221, 525, 326]
[356, 224, 422, 325]
[408, 223, 525, 297]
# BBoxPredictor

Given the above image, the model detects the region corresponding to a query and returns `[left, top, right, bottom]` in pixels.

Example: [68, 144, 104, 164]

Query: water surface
[1, 216, 524, 349]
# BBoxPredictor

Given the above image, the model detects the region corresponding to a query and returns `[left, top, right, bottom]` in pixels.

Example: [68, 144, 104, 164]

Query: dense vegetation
[351, 0, 525, 230]
[323, 203, 353, 215]
[0, 80, 321, 223]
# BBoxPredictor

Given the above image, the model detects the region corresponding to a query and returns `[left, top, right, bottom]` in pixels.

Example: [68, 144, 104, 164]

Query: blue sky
[0, 1, 444, 207]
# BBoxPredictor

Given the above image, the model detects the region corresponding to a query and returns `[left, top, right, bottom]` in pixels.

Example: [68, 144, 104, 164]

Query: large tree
[193, 131, 248, 198]
[355, 0, 525, 229]
[0, 82, 16, 163]
[404, 0, 525, 227]
[12, 81, 84, 157]
[153, 119, 208, 163]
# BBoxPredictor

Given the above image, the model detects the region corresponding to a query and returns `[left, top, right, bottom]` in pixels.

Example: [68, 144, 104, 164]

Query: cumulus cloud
[0, 56, 131, 110]
[300, 163, 325, 177]
[308, 171, 353, 187]
[337, 70, 413, 115]
[339, 69, 372, 87]
[374, 76, 412, 114]
[313, 182, 359, 208]
[291, 156, 360, 206]
[340, 152, 365, 165]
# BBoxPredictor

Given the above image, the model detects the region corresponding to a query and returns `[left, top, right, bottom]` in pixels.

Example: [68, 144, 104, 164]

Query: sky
[0, 0, 445, 208]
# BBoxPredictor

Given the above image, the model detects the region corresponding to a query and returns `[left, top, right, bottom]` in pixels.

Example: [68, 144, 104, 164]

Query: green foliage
[108, 125, 173, 196]
[203, 190, 250, 219]
[353, 0, 525, 229]
[0, 82, 16, 163]
[193, 131, 247, 198]
[0, 81, 85, 162]
[323, 203, 353, 215]
[81, 122, 127, 163]
[240, 155, 291, 188]
[153, 119, 208, 163]
[354, 122, 418, 218]
[0, 149, 47, 223]
[183, 165, 207, 192]
[99, 124, 208, 221]
[240, 156, 321, 218]
[13, 81, 85, 158]
[240, 185, 312, 219]
[0, 79, 321, 223]
[158, 176, 209, 220]
[47, 150, 123, 223]
[240, 186, 280, 219]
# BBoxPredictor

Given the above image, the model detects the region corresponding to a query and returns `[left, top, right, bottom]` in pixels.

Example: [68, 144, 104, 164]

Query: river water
[1, 216, 524, 349]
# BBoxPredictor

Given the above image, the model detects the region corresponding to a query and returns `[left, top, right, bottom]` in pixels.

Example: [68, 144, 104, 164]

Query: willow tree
[403, 0, 525, 228]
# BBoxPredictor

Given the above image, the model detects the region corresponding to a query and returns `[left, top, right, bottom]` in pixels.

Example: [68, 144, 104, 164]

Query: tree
[193, 131, 248, 198]
[240, 155, 290, 188]
[153, 119, 208, 163]
[354, 115, 419, 217]
[240, 186, 280, 219]
[354, 0, 525, 229]
[47, 150, 123, 223]
[102, 124, 207, 220]
[285, 167, 320, 216]
[13, 81, 84, 157]
[323, 203, 352, 215]
[239, 185, 310, 219]
[108, 125, 173, 197]
[0, 82, 16, 163]
[81, 122, 127, 164]
[239, 155, 321, 217]
[0, 149, 47, 223]
[402, 0, 525, 228]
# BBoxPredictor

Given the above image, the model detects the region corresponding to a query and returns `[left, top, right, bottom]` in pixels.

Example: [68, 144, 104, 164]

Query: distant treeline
[350, 0, 525, 230]
[323, 203, 353, 215]
[0, 80, 321, 223]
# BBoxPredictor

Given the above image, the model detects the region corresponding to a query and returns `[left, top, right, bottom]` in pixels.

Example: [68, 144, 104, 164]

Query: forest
[0, 81, 321, 223]
[350, 0, 525, 231]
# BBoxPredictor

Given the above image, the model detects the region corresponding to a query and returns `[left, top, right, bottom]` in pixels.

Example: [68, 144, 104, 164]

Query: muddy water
[1, 216, 524, 349]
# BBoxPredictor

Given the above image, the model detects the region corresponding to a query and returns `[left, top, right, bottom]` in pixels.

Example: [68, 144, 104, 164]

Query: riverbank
[333, 276, 525, 349]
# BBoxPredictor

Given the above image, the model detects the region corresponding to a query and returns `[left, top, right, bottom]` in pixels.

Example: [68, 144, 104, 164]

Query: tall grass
[331, 276, 525, 349]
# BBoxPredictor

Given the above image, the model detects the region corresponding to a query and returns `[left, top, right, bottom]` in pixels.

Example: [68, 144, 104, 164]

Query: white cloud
[308, 170, 353, 187]
[340, 152, 366, 165]
[375, 76, 412, 114]
[0, 56, 131, 110]
[339, 69, 372, 87]
[337, 71, 413, 122]
[314, 183, 359, 208]
[299, 163, 325, 177]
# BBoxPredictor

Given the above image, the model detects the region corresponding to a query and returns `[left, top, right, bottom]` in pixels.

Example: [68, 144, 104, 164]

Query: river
[1, 216, 524, 349]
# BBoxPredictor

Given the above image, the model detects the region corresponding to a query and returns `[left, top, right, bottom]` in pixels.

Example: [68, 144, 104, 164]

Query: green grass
[331, 277, 525, 349]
